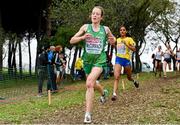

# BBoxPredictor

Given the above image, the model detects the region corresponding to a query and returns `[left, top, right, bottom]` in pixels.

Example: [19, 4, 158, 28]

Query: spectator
[59, 53, 66, 84]
[54, 45, 63, 86]
[37, 46, 48, 97]
[75, 58, 83, 80]
[47, 46, 58, 93]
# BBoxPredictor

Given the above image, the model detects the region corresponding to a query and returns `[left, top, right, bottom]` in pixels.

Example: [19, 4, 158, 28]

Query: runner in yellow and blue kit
[111, 26, 139, 101]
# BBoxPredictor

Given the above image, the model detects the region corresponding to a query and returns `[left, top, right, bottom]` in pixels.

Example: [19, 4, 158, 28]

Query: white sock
[113, 92, 117, 96]
[85, 112, 91, 117]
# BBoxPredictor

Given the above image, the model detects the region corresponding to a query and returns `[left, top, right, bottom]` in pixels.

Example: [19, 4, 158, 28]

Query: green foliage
[50, 0, 175, 72]
[51, 0, 174, 37]
[39, 36, 51, 49]
[149, 1, 179, 48]
[53, 26, 76, 47]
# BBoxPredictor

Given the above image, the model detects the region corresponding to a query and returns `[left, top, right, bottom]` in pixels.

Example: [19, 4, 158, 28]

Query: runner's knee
[86, 82, 94, 88]
[86, 77, 95, 88]
[114, 74, 120, 80]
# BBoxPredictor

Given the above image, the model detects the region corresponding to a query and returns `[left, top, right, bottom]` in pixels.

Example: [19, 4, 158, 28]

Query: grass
[152, 101, 166, 108]
[0, 74, 129, 123]
[0, 86, 86, 123]
[0, 72, 179, 123]
[167, 110, 180, 123]
[138, 116, 152, 123]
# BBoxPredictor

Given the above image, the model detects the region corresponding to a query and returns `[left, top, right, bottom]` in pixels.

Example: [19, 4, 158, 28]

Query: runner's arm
[104, 26, 116, 45]
[70, 24, 90, 44]
[122, 39, 136, 52]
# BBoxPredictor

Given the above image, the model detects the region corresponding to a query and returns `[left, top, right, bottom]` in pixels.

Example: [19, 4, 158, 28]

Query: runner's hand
[108, 36, 116, 45]
[82, 33, 92, 40]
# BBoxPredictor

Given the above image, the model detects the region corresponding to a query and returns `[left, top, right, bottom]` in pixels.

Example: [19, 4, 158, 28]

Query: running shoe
[84, 114, 92, 124]
[99, 89, 108, 104]
[133, 80, 139, 88]
[100, 96, 106, 104]
[111, 95, 117, 101]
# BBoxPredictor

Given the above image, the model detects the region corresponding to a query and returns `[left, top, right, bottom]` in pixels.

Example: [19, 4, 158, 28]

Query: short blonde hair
[93, 6, 104, 17]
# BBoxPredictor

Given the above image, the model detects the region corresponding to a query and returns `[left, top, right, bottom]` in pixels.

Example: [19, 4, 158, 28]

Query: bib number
[85, 37, 103, 54]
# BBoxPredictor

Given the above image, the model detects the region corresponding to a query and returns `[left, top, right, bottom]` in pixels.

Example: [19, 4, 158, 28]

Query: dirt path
[34, 76, 180, 124]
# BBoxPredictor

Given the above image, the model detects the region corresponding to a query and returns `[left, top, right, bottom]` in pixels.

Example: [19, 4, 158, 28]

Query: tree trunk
[12, 41, 17, 78]
[135, 50, 141, 73]
[7, 37, 18, 78]
[110, 45, 114, 57]
[8, 41, 13, 77]
[28, 34, 32, 76]
[35, 33, 40, 75]
[70, 47, 78, 77]
[46, 0, 52, 37]
[172, 56, 176, 71]
[18, 39, 23, 78]
[0, 11, 3, 80]
[78, 47, 82, 57]
[35, 6, 43, 75]
[133, 33, 144, 73]
[0, 42, 2, 80]
[107, 43, 110, 55]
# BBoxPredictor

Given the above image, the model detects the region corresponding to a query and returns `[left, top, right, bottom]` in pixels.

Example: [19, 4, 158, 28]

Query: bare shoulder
[103, 26, 111, 34]
[80, 24, 88, 32]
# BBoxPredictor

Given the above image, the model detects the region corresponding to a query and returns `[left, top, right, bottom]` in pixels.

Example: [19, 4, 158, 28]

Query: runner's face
[91, 8, 102, 24]
[120, 27, 127, 37]
[158, 46, 161, 50]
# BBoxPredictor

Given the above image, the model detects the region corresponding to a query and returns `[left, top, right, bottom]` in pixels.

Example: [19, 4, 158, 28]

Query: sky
[3, 38, 37, 71]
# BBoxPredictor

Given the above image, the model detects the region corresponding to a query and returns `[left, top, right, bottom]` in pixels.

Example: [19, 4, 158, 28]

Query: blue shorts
[115, 56, 131, 67]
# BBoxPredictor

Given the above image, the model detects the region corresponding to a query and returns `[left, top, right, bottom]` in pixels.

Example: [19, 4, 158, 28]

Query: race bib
[117, 43, 126, 55]
[85, 37, 103, 54]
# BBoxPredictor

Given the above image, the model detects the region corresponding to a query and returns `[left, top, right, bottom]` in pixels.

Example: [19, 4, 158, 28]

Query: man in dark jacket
[37, 46, 48, 97]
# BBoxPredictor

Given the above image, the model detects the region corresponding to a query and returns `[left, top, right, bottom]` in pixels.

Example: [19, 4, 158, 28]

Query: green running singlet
[82, 24, 107, 74]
